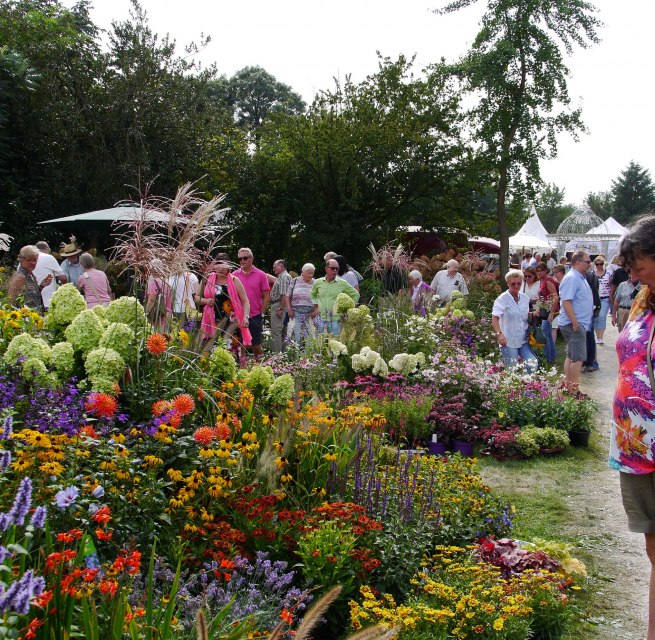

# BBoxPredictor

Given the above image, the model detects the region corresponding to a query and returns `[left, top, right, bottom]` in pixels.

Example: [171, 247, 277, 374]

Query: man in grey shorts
[557, 251, 593, 390]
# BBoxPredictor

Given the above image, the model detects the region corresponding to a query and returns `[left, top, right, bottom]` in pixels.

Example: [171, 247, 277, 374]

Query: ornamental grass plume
[109, 183, 230, 296]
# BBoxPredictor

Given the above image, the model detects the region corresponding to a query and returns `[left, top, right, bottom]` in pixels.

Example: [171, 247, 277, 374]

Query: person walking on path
[608, 215, 655, 640]
[558, 251, 594, 390]
[269, 259, 291, 353]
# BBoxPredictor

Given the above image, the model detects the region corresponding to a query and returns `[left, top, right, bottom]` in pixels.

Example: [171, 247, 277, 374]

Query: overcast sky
[85, 0, 655, 208]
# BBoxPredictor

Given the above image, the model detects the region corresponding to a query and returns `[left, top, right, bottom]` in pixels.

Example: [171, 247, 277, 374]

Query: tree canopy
[437, 0, 601, 275]
[611, 161, 655, 225]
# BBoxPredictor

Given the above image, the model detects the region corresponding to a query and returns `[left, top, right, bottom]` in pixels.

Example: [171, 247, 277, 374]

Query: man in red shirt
[234, 247, 270, 359]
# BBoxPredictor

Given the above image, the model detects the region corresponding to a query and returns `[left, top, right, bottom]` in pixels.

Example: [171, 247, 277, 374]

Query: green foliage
[611, 160, 655, 224]
[366, 395, 433, 445]
[585, 190, 614, 220]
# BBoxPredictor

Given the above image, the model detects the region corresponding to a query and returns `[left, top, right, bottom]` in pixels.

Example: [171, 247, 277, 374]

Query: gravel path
[574, 322, 648, 639]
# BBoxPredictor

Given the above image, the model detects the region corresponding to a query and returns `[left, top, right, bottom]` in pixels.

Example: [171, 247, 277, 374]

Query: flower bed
[0, 271, 593, 638]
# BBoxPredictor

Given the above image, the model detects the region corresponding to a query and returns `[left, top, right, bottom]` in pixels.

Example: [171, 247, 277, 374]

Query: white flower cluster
[388, 352, 426, 376]
[328, 339, 348, 358]
[351, 346, 387, 376]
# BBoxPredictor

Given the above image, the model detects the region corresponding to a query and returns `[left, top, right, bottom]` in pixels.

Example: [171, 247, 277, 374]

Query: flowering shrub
[46, 283, 87, 328]
[84, 347, 125, 392]
[98, 322, 135, 361]
[64, 309, 104, 354]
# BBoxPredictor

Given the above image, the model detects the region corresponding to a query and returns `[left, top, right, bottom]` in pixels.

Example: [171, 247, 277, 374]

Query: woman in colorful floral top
[609, 214, 655, 638]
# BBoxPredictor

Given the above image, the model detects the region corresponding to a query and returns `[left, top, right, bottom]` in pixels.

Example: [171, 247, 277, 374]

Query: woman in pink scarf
[194, 258, 250, 353]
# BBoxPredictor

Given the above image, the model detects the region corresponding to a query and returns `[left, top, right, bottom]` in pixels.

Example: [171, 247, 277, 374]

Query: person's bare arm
[8, 274, 26, 305]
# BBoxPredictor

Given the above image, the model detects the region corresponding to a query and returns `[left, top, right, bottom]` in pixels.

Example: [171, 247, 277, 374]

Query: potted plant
[479, 422, 524, 461]
[427, 394, 481, 457]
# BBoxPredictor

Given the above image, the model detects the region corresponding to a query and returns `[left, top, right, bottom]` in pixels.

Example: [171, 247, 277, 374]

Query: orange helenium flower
[86, 393, 118, 419]
[171, 393, 195, 416]
[145, 333, 168, 355]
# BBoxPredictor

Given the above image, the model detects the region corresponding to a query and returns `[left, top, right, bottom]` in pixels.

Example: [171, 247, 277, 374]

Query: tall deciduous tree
[536, 183, 574, 232]
[437, 0, 600, 277]
[586, 190, 614, 220]
[228, 56, 485, 267]
[611, 161, 655, 224]
[225, 66, 305, 142]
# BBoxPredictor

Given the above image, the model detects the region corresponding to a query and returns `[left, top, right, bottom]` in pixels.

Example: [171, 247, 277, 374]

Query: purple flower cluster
[0, 569, 45, 615]
[132, 552, 312, 631]
[0, 374, 24, 413]
[22, 381, 86, 436]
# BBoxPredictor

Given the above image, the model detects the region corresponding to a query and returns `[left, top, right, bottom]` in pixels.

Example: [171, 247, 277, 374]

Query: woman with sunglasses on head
[535, 262, 560, 365]
[491, 269, 538, 372]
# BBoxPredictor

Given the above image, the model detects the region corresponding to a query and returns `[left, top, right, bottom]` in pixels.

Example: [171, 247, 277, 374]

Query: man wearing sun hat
[59, 237, 84, 287]
[429, 259, 469, 306]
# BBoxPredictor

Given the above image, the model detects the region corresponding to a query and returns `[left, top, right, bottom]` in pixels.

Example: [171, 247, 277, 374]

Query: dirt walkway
[576, 323, 649, 639]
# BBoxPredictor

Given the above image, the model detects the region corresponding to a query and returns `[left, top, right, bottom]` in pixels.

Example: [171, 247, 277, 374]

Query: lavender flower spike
[0, 450, 11, 471]
[30, 506, 47, 530]
[8, 477, 32, 526]
[0, 415, 12, 440]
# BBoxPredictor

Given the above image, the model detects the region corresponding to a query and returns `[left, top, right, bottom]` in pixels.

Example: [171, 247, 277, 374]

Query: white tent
[513, 204, 552, 245]
[508, 232, 553, 252]
[586, 216, 627, 259]
[509, 204, 553, 252]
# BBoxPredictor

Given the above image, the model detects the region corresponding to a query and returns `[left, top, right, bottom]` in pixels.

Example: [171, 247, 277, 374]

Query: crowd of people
[7, 241, 476, 357]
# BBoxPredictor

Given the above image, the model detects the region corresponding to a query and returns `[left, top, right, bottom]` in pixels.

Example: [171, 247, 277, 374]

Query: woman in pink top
[77, 253, 113, 308]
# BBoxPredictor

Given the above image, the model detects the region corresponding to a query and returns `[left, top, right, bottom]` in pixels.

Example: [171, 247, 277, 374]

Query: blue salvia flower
[0, 546, 10, 564]
[0, 415, 12, 440]
[8, 477, 32, 526]
[0, 450, 10, 471]
[0, 514, 9, 532]
[29, 506, 47, 530]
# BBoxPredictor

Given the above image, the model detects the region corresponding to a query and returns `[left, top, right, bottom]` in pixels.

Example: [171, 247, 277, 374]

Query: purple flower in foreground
[0, 570, 45, 615]
[8, 477, 32, 526]
[30, 506, 47, 530]
[54, 486, 79, 509]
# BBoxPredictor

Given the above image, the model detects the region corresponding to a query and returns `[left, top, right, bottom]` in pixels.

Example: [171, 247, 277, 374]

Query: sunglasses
[326, 266, 338, 271]
[238, 256, 251, 261]
[595, 262, 604, 265]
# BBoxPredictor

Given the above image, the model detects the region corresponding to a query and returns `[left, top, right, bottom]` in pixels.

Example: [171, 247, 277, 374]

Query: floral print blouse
[609, 286, 655, 474]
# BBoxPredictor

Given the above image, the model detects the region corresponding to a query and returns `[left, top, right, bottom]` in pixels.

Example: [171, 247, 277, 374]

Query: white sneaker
[596, 338, 604, 345]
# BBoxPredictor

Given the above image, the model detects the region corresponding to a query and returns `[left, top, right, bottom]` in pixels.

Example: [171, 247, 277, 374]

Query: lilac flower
[8, 477, 32, 526]
[1, 415, 12, 440]
[92, 486, 105, 498]
[29, 506, 47, 530]
[0, 546, 9, 564]
[54, 486, 79, 509]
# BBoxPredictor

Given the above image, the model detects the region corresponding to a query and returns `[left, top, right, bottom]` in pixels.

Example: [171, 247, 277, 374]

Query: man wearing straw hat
[59, 237, 84, 287]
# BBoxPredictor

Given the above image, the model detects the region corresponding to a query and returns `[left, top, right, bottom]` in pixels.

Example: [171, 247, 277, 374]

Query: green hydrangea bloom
[4, 334, 51, 366]
[99, 322, 135, 362]
[372, 357, 388, 377]
[334, 292, 356, 315]
[85, 347, 125, 391]
[47, 284, 87, 328]
[208, 347, 237, 382]
[21, 357, 52, 384]
[88, 375, 120, 394]
[246, 365, 275, 397]
[91, 304, 109, 324]
[51, 342, 75, 379]
[105, 297, 147, 334]
[65, 310, 104, 354]
[266, 373, 295, 405]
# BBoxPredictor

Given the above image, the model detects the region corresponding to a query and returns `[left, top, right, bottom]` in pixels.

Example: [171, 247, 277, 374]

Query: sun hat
[59, 236, 83, 257]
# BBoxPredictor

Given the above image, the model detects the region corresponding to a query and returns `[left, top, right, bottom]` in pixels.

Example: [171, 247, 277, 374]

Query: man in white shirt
[33, 241, 67, 310]
[167, 270, 199, 326]
[430, 259, 469, 306]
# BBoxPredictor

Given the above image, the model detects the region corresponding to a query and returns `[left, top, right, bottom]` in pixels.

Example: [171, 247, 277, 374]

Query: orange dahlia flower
[193, 427, 214, 445]
[171, 393, 195, 416]
[86, 393, 118, 419]
[145, 333, 168, 355]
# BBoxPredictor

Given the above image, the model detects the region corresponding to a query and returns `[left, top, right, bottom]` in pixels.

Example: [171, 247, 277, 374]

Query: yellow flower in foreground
[493, 617, 504, 631]
[143, 455, 164, 468]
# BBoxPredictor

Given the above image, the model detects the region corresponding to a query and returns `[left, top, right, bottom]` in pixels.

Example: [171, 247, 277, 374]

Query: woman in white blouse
[491, 270, 538, 372]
